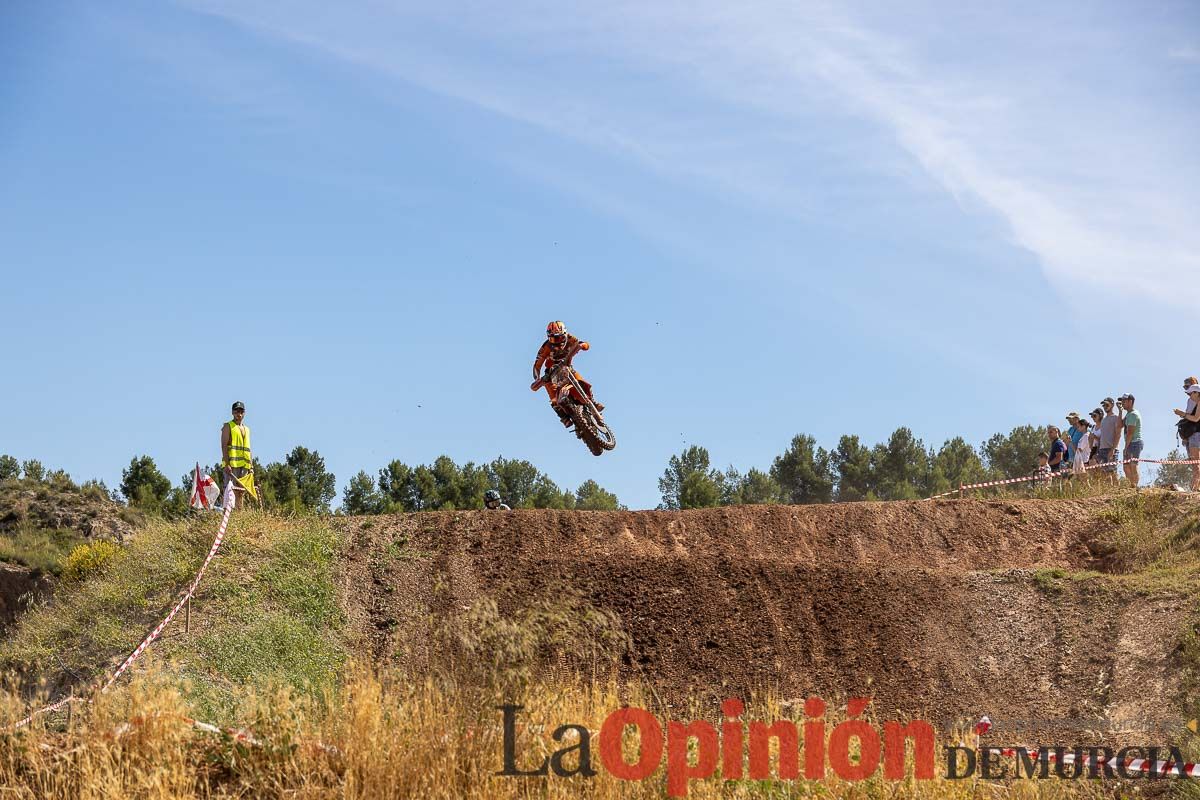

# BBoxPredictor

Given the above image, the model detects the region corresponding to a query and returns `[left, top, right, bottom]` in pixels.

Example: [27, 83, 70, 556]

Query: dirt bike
[537, 364, 616, 456]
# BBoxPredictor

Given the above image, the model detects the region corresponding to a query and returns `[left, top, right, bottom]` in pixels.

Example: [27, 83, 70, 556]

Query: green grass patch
[0, 511, 347, 724]
[1094, 492, 1200, 580]
[0, 517, 201, 671]
[0, 525, 85, 575]
[1032, 567, 1066, 594]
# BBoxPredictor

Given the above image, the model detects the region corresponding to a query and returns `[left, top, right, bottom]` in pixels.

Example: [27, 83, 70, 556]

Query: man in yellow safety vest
[220, 401, 256, 506]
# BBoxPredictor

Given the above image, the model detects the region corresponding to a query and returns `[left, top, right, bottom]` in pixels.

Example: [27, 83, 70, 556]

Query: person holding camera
[1087, 408, 1104, 468]
[1174, 378, 1200, 491]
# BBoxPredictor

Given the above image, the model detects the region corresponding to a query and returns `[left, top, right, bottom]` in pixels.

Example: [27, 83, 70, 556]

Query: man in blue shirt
[1047, 425, 1069, 473]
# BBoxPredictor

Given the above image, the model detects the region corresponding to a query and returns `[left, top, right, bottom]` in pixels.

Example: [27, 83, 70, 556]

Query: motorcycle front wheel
[566, 400, 616, 455]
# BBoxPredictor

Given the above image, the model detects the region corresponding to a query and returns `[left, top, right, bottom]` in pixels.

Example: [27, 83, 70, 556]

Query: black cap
[232, 401, 245, 412]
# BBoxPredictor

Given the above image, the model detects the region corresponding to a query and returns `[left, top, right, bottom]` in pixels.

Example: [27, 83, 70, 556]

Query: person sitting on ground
[1117, 393, 1143, 488]
[1046, 425, 1068, 474]
[1096, 397, 1122, 484]
[1034, 452, 1052, 488]
[1065, 412, 1083, 467]
[1072, 418, 1093, 477]
[484, 489, 511, 510]
[1173, 378, 1200, 491]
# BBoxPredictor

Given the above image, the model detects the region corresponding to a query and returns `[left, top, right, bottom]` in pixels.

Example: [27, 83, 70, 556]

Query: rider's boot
[555, 406, 573, 428]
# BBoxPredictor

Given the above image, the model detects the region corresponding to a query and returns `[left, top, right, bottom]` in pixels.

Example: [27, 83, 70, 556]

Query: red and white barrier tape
[926, 455, 1200, 500]
[10, 486, 236, 730]
[103, 709, 338, 755]
[99, 491, 234, 693]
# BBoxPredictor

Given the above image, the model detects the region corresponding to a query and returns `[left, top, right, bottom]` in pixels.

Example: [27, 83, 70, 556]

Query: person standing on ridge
[531, 321, 604, 428]
[1097, 397, 1122, 485]
[1046, 425, 1068, 474]
[1174, 379, 1200, 491]
[1064, 412, 1083, 468]
[221, 401, 255, 507]
[1118, 393, 1143, 487]
[1072, 417, 1093, 477]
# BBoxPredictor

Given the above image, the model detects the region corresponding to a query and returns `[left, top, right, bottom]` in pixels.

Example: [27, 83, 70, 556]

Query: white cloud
[179, 0, 1200, 306]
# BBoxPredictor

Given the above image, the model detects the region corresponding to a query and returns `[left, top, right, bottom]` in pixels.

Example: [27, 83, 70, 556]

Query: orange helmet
[546, 320, 567, 345]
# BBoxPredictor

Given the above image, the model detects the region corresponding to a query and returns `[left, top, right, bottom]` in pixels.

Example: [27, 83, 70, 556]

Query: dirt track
[337, 494, 1200, 744]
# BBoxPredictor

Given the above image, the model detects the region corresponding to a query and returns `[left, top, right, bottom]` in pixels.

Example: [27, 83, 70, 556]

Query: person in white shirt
[1086, 409, 1105, 466]
[1072, 418, 1093, 477]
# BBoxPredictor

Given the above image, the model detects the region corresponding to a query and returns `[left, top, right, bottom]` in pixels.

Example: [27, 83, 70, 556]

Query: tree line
[0, 450, 623, 516]
[656, 425, 1192, 509]
[341, 457, 623, 513]
[2, 423, 1190, 517]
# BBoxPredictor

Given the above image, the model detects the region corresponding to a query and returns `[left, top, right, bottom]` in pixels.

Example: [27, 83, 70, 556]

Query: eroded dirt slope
[337, 495, 1200, 743]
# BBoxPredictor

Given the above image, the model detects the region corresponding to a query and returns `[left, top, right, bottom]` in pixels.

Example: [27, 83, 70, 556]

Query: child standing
[1034, 452, 1052, 489]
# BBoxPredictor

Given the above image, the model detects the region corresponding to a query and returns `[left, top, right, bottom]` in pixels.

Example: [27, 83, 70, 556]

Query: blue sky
[2, 0, 1197, 508]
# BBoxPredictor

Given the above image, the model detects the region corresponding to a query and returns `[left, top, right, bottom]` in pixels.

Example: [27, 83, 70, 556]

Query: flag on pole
[190, 463, 220, 510]
[233, 470, 257, 501]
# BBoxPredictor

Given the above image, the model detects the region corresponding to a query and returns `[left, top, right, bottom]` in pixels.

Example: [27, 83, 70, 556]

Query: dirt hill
[339, 493, 1200, 745]
[0, 479, 137, 631]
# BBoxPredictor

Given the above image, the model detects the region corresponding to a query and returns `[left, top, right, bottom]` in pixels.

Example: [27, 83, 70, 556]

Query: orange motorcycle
[536, 364, 616, 456]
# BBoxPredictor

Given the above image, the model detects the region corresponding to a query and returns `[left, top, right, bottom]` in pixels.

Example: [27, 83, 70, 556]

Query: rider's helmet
[546, 320, 567, 347]
[484, 489, 501, 506]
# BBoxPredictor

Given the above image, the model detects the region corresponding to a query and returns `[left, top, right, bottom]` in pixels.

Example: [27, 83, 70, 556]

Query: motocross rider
[531, 320, 604, 427]
[484, 489, 510, 510]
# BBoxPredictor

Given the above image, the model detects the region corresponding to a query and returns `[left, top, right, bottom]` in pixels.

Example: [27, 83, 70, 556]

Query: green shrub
[0, 526, 84, 575]
[62, 540, 122, 583]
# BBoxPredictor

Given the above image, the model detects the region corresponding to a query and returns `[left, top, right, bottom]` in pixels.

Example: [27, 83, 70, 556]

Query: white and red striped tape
[926, 455, 1200, 501]
[99, 489, 235, 693]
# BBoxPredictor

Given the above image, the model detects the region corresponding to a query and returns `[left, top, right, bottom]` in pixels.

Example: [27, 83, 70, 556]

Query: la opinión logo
[497, 698, 1200, 796]
[498, 697, 936, 797]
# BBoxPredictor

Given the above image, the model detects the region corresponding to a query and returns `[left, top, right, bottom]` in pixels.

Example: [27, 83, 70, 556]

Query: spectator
[1072, 418, 1093, 477]
[1064, 412, 1083, 466]
[1087, 408, 1105, 467]
[1097, 397, 1122, 484]
[1046, 425, 1068, 474]
[1117, 394, 1143, 487]
[1034, 452, 1052, 488]
[1173, 378, 1200, 491]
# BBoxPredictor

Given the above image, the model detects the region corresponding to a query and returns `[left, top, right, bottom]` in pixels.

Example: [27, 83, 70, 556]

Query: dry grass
[0, 667, 1130, 799]
[1, 500, 1196, 798]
